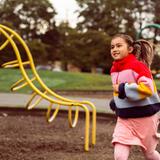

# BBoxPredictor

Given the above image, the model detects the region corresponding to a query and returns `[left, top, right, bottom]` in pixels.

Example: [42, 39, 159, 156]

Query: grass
[0, 68, 112, 93]
[1, 68, 160, 94]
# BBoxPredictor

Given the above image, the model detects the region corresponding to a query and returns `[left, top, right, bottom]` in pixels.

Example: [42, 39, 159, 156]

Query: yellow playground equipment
[0, 24, 96, 151]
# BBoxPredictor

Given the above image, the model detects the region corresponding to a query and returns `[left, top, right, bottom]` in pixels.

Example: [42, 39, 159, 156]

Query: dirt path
[0, 110, 159, 160]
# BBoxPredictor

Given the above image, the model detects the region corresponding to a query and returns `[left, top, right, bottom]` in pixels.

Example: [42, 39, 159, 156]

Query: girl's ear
[128, 46, 134, 53]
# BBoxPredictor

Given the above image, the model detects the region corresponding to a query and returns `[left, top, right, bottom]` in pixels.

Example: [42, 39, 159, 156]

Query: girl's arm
[118, 76, 156, 101]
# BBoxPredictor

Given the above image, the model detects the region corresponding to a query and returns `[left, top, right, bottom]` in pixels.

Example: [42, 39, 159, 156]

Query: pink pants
[114, 143, 160, 160]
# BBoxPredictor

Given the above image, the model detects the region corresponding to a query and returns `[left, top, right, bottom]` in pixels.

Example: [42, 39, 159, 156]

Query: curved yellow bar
[82, 101, 96, 146]
[0, 34, 14, 50]
[11, 77, 36, 91]
[3, 61, 30, 68]
[0, 24, 96, 151]
[46, 103, 60, 122]
[2, 60, 18, 67]
[68, 106, 79, 128]
[26, 91, 47, 110]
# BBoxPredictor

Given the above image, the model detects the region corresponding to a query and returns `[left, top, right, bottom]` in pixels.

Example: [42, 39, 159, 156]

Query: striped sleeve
[118, 63, 155, 101]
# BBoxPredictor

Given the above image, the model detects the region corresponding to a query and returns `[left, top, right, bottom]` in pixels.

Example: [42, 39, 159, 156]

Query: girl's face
[111, 37, 132, 61]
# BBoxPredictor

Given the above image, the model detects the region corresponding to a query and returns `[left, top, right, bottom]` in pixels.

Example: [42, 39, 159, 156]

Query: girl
[110, 34, 160, 160]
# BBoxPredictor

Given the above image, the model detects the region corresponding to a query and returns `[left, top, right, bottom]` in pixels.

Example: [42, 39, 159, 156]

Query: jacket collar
[111, 54, 136, 72]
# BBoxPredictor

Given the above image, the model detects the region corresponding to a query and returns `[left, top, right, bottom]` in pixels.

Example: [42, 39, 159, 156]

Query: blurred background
[0, 0, 160, 74]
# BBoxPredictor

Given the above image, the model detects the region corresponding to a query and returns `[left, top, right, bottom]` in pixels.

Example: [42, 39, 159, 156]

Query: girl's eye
[111, 46, 114, 49]
[117, 45, 122, 48]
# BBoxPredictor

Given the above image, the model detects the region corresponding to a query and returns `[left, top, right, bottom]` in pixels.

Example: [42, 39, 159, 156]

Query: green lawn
[0, 68, 112, 93]
[1, 68, 160, 94]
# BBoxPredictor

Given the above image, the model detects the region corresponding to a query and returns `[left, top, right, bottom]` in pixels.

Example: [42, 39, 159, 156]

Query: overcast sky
[49, 0, 79, 27]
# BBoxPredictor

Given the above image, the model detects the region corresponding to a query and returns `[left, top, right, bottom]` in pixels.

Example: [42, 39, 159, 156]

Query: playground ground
[1, 110, 160, 160]
[0, 93, 160, 160]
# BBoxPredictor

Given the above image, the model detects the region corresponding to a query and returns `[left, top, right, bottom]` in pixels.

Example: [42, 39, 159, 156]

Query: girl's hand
[112, 84, 119, 93]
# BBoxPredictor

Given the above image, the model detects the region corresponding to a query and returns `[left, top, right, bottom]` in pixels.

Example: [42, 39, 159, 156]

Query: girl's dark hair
[112, 34, 154, 67]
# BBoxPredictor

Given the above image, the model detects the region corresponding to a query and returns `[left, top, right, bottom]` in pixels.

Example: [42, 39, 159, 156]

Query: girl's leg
[141, 120, 160, 160]
[142, 149, 160, 160]
[114, 143, 130, 160]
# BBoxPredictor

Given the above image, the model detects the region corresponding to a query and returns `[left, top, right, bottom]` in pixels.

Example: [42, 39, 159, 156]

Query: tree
[75, 0, 157, 38]
[40, 28, 61, 62]
[0, 0, 56, 40]
[27, 39, 49, 64]
[151, 54, 160, 71]
[79, 30, 112, 71]
[76, 0, 136, 36]
[59, 22, 112, 72]
[0, 0, 62, 66]
[152, 0, 160, 43]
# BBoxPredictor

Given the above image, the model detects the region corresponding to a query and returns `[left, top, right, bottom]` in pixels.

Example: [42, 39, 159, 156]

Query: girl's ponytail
[132, 40, 154, 68]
